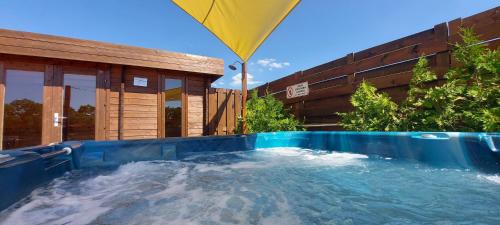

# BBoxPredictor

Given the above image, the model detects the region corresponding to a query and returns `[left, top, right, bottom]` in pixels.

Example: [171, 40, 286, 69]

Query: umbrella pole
[241, 62, 248, 134]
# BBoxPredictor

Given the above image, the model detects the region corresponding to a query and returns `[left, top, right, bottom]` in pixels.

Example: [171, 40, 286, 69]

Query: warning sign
[286, 82, 309, 99]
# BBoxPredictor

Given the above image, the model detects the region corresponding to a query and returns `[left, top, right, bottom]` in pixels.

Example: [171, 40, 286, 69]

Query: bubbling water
[0, 148, 499, 225]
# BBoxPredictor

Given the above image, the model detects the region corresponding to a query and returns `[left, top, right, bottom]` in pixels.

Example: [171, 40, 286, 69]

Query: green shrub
[339, 28, 499, 132]
[338, 81, 399, 131]
[237, 90, 302, 133]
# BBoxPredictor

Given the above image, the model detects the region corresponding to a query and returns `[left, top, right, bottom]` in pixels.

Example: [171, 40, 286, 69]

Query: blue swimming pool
[0, 132, 499, 224]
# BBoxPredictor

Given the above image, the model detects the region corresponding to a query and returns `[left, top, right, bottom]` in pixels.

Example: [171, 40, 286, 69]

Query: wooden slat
[182, 76, 187, 137]
[227, 90, 235, 134]
[0, 28, 224, 76]
[208, 88, 217, 135]
[96, 64, 110, 140]
[216, 89, 226, 135]
[41, 65, 53, 144]
[203, 79, 209, 135]
[157, 74, 165, 138]
[0, 61, 4, 149]
[234, 90, 241, 121]
[354, 28, 436, 61]
[51, 65, 63, 143]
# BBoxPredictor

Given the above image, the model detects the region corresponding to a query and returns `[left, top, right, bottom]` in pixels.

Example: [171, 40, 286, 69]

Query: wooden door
[158, 74, 187, 138]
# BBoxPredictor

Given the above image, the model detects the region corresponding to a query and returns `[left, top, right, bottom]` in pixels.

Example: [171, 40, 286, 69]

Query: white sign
[286, 82, 309, 99]
[133, 77, 148, 87]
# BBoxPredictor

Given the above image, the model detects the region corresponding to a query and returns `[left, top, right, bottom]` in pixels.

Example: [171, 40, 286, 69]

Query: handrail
[41, 147, 72, 159]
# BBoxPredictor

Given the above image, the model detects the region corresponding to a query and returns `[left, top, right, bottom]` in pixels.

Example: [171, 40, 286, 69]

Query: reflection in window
[63, 74, 96, 141]
[165, 79, 182, 137]
[3, 70, 44, 149]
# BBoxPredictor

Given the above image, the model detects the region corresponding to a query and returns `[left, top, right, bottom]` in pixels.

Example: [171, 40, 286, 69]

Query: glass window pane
[63, 74, 96, 141]
[164, 79, 182, 137]
[3, 70, 44, 149]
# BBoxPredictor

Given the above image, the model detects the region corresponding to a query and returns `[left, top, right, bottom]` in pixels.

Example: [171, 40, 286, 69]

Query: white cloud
[256, 58, 290, 70]
[211, 80, 225, 87]
[231, 73, 261, 87]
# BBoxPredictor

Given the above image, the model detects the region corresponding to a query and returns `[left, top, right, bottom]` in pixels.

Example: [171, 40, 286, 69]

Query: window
[3, 70, 44, 149]
[63, 74, 96, 141]
[164, 79, 183, 137]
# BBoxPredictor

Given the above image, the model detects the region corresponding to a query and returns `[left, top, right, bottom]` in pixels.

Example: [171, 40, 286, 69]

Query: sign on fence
[286, 82, 309, 99]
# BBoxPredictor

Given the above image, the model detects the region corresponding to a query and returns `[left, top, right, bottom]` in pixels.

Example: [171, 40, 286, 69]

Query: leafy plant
[237, 90, 302, 133]
[338, 81, 399, 131]
[339, 28, 499, 132]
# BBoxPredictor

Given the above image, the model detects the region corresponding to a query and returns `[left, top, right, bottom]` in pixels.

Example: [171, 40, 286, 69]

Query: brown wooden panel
[96, 65, 110, 140]
[41, 65, 54, 144]
[216, 89, 227, 135]
[52, 65, 63, 143]
[251, 7, 499, 130]
[208, 88, 217, 135]
[0, 28, 224, 76]
[0, 61, 4, 149]
[187, 76, 205, 136]
[354, 28, 436, 61]
[235, 90, 241, 119]
[157, 74, 165, 138]
[265, 72, 300, 94]
[205, 88, 243, 135]
[227, 90, 235, 134]
[302, 56, 349, 78]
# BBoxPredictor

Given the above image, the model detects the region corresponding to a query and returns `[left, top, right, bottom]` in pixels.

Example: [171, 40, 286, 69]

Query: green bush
[338, 81, 399, 131]
[339, 28, 499, 132]
[237, 90, 302, 133]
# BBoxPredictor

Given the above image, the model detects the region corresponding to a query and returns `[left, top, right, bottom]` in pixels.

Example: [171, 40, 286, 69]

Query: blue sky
[0, 0, 497, 89]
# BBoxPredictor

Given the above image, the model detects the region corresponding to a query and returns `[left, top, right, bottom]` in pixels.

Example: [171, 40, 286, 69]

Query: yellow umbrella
[172, 0, 301, 133]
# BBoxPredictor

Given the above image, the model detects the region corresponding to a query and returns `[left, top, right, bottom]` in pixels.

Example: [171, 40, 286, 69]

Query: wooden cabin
[0, 28, 224, 150]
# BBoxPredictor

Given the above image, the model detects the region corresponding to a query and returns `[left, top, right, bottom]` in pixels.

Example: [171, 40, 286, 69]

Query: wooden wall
[0, 28, 224, 149]
[254, 7, 499, 130]
[108, 65, 210, 140]
[108, 66, 161, 140]
[0, 55, 213, 149]
[187, 76, 207, 136]
[207, 88, 242, 135]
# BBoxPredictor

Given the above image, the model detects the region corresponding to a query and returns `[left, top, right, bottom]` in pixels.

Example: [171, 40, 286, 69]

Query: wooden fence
[206, 88, 242, 135]
[254, 7, 499, 130]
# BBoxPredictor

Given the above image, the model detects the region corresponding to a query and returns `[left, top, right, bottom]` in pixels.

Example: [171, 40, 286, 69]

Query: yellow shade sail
[172, 0, 300, 62]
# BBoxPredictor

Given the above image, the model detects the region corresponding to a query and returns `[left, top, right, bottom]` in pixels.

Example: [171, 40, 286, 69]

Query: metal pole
[241, 62, 248, 134]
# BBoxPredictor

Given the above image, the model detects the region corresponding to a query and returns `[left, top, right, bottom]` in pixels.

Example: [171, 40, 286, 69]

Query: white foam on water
[477, 174, 500, 185]
[0, 148, 366, 225]
[256, 147, 368, 167]
[194, 161, 270, 173]
[0, 157, 303, 225]
[256, 147, 306, 156]
[0, 161, 180, 225]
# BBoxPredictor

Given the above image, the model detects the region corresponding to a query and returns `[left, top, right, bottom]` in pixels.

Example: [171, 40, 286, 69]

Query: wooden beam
[203, 78, 209, 135]
[0, 28, 224, 76]
[0, 61, 4, 150]
[182, 76, 188, 137]
[157, 73, 165, 138]
[52, 65, 63, 143]
[62, 85, 71, 141]
[96, 64, 110, 140]
[41, 65, 53, 145]
[118, 66, 126, 140]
